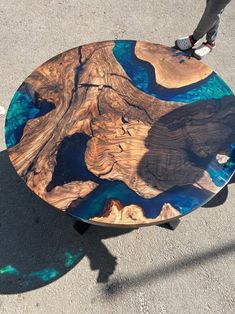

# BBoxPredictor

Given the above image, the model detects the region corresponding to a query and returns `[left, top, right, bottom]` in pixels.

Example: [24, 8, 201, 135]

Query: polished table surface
[5, 40, 235, 227]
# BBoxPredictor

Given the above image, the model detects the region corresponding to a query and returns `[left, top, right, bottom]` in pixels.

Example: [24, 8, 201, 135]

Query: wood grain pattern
[135, 41, 212, 88]
[5, 40, 235, 227]
[91, 201, 181, 226]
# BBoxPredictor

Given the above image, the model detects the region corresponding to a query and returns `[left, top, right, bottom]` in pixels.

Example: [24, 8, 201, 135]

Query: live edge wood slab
[4, 40, 235, 228]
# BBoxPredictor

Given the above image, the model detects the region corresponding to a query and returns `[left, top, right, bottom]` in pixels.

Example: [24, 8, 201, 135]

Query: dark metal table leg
[158, 218, 181, 231]
[73, 220, 91, 234]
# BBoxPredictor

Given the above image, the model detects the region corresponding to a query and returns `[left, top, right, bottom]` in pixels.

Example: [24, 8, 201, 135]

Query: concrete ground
[0, 1, 235, 313]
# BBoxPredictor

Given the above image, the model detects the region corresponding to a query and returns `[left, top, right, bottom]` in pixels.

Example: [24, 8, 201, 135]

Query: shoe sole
[174, 40, 192, 51]
[193, 45, 214, 60]
[193, 51, 202, 60]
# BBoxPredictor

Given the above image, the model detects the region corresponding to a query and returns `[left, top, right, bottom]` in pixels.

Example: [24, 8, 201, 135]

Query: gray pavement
[0, 1, 235, 313]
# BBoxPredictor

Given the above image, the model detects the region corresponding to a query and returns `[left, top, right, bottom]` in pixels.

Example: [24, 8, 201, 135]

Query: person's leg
[194, 0, 231, 59]
[175, 0, 209, 50]
[175, 0, 231, 51]
[206, 17, 220, 44]
[193, 0, 231, 42]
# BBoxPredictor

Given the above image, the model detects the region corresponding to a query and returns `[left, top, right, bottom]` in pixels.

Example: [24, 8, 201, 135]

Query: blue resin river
[48, 133, 213, 219]
[4, 40, 235, 221]
[69, 41, 235, 220]
[112, 40, 233, 103]
[5, 85, 55, 148]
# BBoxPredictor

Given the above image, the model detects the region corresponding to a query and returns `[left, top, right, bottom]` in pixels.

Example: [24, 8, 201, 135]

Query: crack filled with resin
[5, 40, 235, 226]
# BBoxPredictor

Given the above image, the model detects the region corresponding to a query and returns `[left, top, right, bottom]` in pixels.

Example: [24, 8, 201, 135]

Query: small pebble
[0, 106, 6, 115]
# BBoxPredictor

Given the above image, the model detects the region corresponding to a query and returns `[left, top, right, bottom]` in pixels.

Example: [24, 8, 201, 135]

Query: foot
[175, 35, 197, 51]
[194, 42, 215, 60]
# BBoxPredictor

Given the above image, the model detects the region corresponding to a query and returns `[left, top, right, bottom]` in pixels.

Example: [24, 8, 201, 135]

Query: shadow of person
[170, 45, 195, 58]
[0, 150, 131, 294]
[137, 96, 235, 197]
[80, 226, 132, 283]
[103, 238, 235, 297]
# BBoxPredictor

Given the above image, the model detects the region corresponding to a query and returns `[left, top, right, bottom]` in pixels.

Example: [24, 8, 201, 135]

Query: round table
[5, 40, 235, 228]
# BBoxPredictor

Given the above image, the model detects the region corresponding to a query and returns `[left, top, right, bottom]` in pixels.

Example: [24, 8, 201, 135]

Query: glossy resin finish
[5, 40, 235, 227]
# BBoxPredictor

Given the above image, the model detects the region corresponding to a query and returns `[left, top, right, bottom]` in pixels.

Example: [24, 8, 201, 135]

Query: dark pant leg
[193, 0, 231, 42]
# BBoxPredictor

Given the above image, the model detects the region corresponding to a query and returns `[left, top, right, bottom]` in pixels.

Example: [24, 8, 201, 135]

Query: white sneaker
[0, 106, 6, 115]
[194, 42, 214, 60]
[175, 35, 196, 51]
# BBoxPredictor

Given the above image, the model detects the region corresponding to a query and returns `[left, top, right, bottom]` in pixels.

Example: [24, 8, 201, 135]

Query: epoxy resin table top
[5, 40, 235, 227]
